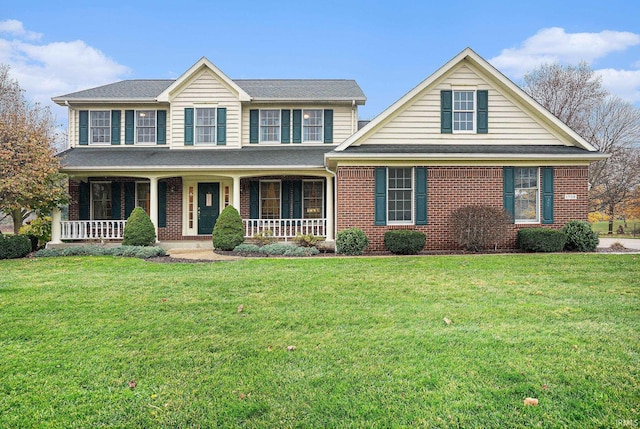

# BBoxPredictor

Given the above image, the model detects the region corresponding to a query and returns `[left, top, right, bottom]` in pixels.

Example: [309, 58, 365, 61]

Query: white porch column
[50, 208, 62, 244]
[233, 176, 241, 210]
[149, 177, 159, 241]
[326, 175, 334, 242]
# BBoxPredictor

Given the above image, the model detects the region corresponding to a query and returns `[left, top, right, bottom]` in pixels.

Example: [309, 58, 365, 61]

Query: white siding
[240, 104, 356, 146]
[170, 69, 241, 148]
[359, 63, 563, 146]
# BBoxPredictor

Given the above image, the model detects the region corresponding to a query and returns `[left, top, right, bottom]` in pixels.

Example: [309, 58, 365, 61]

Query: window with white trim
[91, 182, 112, 220]
[303, 180, 323, 219]
[90, 111, 110, 144]
[388, 167, 413, 223]
[136, 182, 150, 215]
[453, 90, 475, 132]
[260, 180, 281, 219]
[260, 110, 280, 143]
[303, 109, 323, 142]
[195, 107, 216, 144]
[136, 110, 156, 143]
[515, 167, 539, 222]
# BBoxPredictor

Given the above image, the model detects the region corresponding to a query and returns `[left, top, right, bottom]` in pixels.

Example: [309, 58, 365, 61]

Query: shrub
[384, 230, 426, 255]
[293, 233, 322, 248]
[517, 228, 566, 252]
[336, 228, 369, 255]
[212, 206, 244, 251]
[0, 235, 32, 259]
[233, 243, 261, 253]
[252, 229, 277, 246]
[284, 246, 319, 257]
[122, 207, 156, 246]
[19, 216, 52, 249]
[35, 245, 165, 259]
[562, 220, 599, 252]
[259, 243, 293, 256]
[450, 205, 512, 252]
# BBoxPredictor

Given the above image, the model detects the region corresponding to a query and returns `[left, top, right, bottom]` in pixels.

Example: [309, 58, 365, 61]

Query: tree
[524, 63, 640, 234]
[0, 64, 67, 234]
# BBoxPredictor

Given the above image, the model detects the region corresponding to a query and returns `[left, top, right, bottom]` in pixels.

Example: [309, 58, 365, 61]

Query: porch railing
[243, 218, 326, 239]
[60, 220, 126, 240]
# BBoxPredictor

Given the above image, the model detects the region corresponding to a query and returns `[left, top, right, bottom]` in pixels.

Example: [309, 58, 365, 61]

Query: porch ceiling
[58, 146, 333, 172]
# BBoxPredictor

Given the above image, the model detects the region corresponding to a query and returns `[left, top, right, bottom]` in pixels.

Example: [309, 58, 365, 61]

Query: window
[195, 108, 216, 144]
[303, 181, 323, 219]
[90, 111, 110, 144]
[515, 167, 539, 222]
[136, 110, 156, 143]
[388, 167, 413, 223]
[260, 110, 280, 142]
[260, 181, 281, 219]
[303, 109, 323, 142]
[453, 90, 475, 132]
[136, 182, 150, 214]
[91, 182, 112, 220]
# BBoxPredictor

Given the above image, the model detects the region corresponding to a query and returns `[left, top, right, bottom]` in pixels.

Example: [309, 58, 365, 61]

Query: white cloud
[0, 19, 42, 41]
[0, 20, 130, 125]
[597, 68, 640, 104]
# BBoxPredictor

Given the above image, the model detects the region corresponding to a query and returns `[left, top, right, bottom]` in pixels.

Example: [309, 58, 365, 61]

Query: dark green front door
[198, 183, 220, 235]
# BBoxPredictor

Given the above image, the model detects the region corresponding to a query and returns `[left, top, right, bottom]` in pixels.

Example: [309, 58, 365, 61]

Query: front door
[198, 183, 220, 235]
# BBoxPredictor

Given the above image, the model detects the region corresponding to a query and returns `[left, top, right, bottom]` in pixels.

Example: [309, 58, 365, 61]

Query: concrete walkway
[597, 237, 640, 250]
[166, 248, 240, 261]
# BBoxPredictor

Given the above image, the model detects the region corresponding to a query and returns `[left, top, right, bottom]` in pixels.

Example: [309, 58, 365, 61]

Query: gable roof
[234, 79, 365, 103]
[332, 47, 598, 153]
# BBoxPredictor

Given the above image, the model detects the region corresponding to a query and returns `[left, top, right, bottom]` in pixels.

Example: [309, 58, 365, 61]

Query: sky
[1, 0, 640, 129]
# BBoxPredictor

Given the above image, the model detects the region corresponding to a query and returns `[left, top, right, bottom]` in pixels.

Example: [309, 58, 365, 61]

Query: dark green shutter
[158, 181, 167, 227]
[184, 108, 194, 145]
[78, 182, 90, 220]
[249, 109, 259, 143]
[281, 181, 291, 219]
[323, 109, 333, 143]
[157, 110, 166, 145]
[441, 90, 452, 134]
[249, 181, 259, 218]
[79, 111, 88, 145]
[292, 181, 302, 219]
[477, 90, 488, 134]
[124, 182, 135, 218]
[415, 167, 428, 225]
[292, 109, 302, 143]
[542, 167, 554, 224]
[217, 107, 226, 145]
[281, 110, 290, 143]
[503, 167, 515, 223]
[125, 110, 134, 144]
[111, 110, 121, 145]
[111, 182, 121, 220]
[374, 168, 387, 226]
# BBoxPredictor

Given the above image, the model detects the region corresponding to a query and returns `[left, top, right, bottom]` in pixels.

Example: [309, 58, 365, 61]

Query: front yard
[0, 255, 638, 428]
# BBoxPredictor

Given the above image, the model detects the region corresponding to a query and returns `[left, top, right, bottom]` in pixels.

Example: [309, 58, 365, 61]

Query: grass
[0, 254, 638, 428]
[591, 220, 640, 237]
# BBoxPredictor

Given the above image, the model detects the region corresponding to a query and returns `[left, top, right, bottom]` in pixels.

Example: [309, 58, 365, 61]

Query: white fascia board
[61, 165, 326, 173]
[325, 152, 609, 162]
[52, 98, 160, 106]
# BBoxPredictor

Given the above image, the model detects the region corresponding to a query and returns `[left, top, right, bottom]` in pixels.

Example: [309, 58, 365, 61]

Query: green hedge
[562, 220, 599, 252]
[336, 228, 369, 255]
[35, 245, 166, 259]
[384, 230, 426, 255]
[0, 235, 32, 259]
[517, 228, 566, 252]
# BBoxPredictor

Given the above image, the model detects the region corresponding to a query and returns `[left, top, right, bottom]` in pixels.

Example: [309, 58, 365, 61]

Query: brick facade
[336, 165, 589, 251]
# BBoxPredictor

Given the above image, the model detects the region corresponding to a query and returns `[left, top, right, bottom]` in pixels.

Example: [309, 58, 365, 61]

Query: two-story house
[50, 48, 605, 251]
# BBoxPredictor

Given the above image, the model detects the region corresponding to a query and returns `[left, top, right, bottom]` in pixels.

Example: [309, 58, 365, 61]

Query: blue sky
[2, 0, 639, 126]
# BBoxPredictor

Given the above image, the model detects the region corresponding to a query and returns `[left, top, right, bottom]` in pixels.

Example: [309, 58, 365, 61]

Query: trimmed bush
[19, 216, 52, 249]
[336, 228, 369, 255]
[0, 235, 32, 259]
[122, 207, 156, 246]
[259, 243, 294, 256]
[252, 229, 277, 246]
[212, 206, 244, 251]
[293, 233, 322, 248]
[233, 243, 261, 253]
[384, 230, 426, 255]
[284, 246, 319, 257]
[35, 245, 165, 259]
[562, 220, 599, 252]
[517, 228, 566, 252]
[451, 205, 512, 252]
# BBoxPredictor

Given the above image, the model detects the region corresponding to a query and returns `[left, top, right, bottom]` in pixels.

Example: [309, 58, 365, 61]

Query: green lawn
[1, 255, 638, 428]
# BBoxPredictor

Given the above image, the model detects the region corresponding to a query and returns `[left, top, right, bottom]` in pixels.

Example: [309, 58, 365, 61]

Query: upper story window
[90, 111, 110, 144]
[453, 90, 475, 132]
[515, 167, 539, 223]
[388, 167, 413, 224]
[303, 109, 323, 142]
[260, 110, 280, 143]
[196, 108, 216, 145]
[136, 110, 156, 144]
